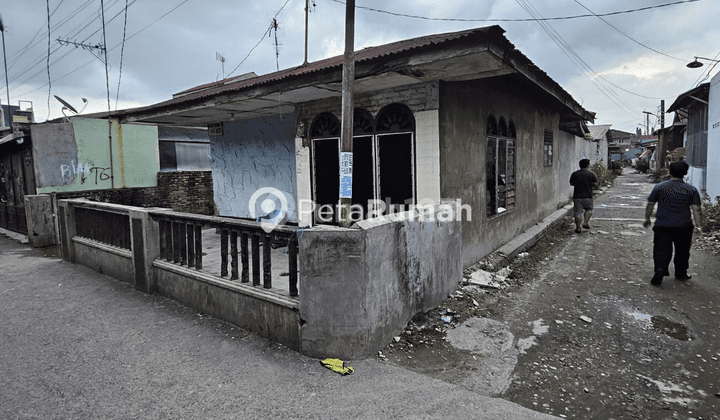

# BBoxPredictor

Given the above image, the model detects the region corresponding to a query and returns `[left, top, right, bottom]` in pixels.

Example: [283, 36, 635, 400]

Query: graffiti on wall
[60, 161, 111, 185]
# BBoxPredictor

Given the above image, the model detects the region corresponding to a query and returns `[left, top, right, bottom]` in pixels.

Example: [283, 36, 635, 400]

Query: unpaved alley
[384, 171, 720, 420]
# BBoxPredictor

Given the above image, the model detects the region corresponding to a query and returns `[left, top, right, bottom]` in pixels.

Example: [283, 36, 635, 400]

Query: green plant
[702, 196, 720, 232]
[590, 162, 617, 188]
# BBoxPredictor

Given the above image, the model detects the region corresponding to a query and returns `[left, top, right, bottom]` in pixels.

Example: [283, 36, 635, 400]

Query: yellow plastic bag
[320, 358, 354, 375]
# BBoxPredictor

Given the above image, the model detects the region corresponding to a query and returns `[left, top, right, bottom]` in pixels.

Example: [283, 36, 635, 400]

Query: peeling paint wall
[32, 118, 159, 193]
[210, 114, 298, 221]
[439, 76, 573, 268]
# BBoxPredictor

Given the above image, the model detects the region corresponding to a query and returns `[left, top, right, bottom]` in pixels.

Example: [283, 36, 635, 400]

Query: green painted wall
[34, 118, 158, 193]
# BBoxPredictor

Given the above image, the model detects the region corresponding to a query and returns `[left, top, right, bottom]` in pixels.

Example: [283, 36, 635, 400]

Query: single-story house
[110, 25, 595, 268]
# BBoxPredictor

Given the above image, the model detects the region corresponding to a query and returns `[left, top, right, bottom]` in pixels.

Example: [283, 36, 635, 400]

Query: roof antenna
[271, 18, 281, 71]
[216, 52, 226, 79]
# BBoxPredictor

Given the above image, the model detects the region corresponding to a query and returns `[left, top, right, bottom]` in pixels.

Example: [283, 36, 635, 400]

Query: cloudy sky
[1, 0, 717, 133]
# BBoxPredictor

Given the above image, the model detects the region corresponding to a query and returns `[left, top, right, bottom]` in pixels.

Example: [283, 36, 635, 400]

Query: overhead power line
[12, 0, 194, 99]
[572, 0, 684, 62]
[327, 0, 701, 23]
[226, 0, 293, 79]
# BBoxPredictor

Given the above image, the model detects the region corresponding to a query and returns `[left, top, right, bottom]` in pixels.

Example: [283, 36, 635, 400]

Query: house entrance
[310, 104, 415, 224]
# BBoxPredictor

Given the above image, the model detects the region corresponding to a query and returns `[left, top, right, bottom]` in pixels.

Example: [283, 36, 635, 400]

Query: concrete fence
[52, 198, 463, 359]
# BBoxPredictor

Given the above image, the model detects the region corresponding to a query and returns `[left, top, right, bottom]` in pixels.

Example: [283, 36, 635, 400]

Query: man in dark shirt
[644, 161, 703, 286]
[569, 159, 599, 233]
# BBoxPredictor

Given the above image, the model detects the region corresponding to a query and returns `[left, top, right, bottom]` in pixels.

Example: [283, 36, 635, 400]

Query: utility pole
[339, 0, 355, 227]
[303, 0, 309, 65]
[643, 111, 654, 136]
[0, 15, 10, 116]
[660, 100, 665, 129]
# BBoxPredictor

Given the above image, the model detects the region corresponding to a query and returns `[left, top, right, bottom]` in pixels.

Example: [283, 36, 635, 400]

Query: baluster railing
[151, 212, 301, 297]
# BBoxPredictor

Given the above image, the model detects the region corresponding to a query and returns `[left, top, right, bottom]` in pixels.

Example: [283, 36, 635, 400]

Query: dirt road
[383, 171, 720, 420]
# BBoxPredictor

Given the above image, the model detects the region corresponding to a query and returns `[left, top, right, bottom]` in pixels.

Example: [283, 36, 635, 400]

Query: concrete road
[0, 231, 559, 419]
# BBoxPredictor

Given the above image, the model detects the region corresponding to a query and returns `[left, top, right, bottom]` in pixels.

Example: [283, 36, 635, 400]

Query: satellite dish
[54, 95, 78, 114]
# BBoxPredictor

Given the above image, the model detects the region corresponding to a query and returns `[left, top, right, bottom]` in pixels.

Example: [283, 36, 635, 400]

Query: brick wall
[53, 171, 215, 215]
[157, 171, 214, 215]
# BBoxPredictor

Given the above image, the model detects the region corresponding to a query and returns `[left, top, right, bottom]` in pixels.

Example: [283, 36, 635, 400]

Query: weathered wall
[32, 118, 158, 193]
[438, 76, 566, 268]
[299, 206, 462, 359]
[24, 194, 55, 247]
[210, 115, 298, 221]
[708, 71, 720, 202]
[111, 121, 160, 188]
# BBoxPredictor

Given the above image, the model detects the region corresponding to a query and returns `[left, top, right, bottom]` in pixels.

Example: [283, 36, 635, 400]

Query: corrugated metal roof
[667, 83, 709, 113]
[111, 25, 593, 124]
[135, 26, 504, 109]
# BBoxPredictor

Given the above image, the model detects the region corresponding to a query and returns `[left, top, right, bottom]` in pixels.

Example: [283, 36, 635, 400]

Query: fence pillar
[129, 209, 161, 294]
[57, 200, 77, 263]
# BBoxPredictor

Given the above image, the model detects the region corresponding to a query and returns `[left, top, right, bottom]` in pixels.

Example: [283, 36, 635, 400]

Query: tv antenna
[270, 18, 282, 71]
[216, 52, 226, 79]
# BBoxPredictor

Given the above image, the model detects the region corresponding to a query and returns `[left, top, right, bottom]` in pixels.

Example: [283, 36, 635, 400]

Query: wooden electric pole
[339, 0, 355, 227]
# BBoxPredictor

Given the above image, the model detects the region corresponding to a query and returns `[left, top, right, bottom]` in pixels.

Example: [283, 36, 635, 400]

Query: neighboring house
[1, 116, 159, 235]
[113, 25, 595, 268]
[1, 104, 21, 128]
[607, 128, 636, 161]
[0, 123, 35, 234]
[708, 72, 720, 202]
[30, 118, 159, 194]
[667, 83, 710, 197]
[585, 124, 611, 164]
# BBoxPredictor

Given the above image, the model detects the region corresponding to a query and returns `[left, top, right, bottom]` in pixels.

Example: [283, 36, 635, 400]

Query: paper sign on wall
[340, 152, 353, 198]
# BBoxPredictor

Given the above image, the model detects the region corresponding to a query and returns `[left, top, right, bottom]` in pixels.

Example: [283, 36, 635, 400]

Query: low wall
[299, 205, 463, 359]
[56, 199, 463, 359]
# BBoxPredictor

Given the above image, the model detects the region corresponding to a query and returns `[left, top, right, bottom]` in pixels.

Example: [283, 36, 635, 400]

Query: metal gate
[0, 145, 36, 234]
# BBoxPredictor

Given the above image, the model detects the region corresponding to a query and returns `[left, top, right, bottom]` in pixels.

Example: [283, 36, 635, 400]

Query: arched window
[486, 114, 497, 135]
[310, 112, 340, 138]
[498, 117, 508, 137]
[486, 114, 516, 217]
[376, 103, 415, 132]
[354, 108, 374, 135]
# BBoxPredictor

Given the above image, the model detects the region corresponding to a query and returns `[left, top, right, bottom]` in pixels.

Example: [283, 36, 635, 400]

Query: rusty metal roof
[171, 26, 495, 102]
[110, 25, 593, 125]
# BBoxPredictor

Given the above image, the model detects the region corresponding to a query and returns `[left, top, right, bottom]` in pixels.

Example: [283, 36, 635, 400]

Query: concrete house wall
[439, 77, 566, 267]
[708, 72, 720, 202]
[31, 118, 159, 193]
[209, 115, 298, 221]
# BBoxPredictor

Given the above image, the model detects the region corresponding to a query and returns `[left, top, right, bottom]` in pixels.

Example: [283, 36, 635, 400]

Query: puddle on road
[651, 316, 691, 341]
[629, 312, 691, 340]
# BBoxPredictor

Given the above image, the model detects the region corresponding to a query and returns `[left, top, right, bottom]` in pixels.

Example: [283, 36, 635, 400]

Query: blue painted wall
[210, 114, 298, 221]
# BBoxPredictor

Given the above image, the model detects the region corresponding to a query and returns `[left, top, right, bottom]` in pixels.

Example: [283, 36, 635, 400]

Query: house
[111, 25, 595, 268]
[607, 128, 636, 162]
[667, 82, 712, 198]
[585, 124, 611, 164]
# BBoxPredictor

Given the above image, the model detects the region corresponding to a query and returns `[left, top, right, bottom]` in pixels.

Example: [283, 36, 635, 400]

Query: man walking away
[569, 159, 599, 233]
[644, 161, 703, 286]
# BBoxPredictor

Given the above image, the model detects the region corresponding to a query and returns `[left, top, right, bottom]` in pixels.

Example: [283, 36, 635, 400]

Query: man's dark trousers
[653, 226, 693, 278]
